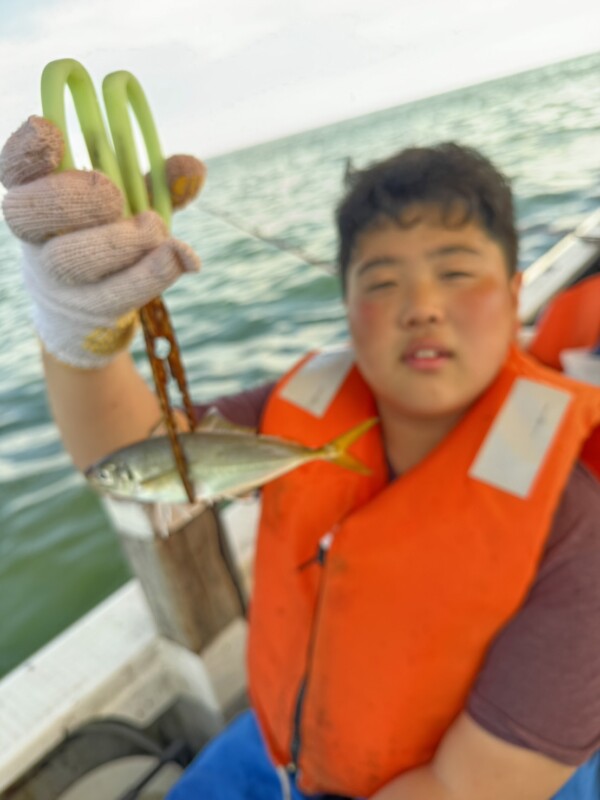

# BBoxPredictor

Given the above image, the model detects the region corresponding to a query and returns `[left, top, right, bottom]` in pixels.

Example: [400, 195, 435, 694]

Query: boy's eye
[441, 271, 471, 279]
[367, 280, 396, 291]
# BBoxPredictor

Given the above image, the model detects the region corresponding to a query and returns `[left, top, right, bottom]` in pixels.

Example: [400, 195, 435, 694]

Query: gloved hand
[0, 116, 205, 368]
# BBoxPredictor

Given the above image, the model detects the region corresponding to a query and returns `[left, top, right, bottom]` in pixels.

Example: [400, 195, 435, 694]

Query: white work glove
[0, 116, 205, 368]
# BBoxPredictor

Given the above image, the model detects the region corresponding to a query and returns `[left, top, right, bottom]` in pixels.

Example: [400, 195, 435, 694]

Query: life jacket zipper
[289, 678, 306, 768]
[289, 529, 336, 774]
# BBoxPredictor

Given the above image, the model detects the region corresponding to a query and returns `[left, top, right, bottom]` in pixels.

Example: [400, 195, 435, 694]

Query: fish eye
[98, 467, 113, 483]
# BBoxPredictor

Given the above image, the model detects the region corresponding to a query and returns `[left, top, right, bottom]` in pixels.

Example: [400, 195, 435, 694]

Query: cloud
[0, 0, 598, 158]
[1, 0, 282, 57]
[0, 0, 282, 144]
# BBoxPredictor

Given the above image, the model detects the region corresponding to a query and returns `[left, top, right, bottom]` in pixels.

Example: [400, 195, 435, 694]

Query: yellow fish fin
[320, 417, 379, 476]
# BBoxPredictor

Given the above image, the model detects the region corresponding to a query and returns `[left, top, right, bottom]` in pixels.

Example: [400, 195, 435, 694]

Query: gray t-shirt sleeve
[467, 462, 600, 765]
[194, 382, 276, 430]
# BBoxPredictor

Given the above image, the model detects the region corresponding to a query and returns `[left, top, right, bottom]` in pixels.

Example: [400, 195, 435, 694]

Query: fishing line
[197, 202, 337, 275]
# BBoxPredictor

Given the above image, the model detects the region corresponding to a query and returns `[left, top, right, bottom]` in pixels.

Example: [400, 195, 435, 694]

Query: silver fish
[85, 417, 378, 504]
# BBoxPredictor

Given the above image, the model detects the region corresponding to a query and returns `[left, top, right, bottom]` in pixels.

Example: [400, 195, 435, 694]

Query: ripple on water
[2, 52, 600, 677]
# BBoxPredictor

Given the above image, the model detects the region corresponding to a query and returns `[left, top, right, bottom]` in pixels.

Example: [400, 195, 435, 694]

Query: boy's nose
[398, 281, 444, 328]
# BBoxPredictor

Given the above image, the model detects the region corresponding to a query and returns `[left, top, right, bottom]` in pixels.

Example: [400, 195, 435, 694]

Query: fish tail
[321, 417, 378, 475]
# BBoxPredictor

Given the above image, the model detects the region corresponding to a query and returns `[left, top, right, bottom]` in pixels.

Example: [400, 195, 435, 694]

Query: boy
[1, 120, 600, 799]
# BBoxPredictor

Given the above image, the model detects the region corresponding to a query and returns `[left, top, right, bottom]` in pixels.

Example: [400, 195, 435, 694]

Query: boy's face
[345, 211, 521, 426]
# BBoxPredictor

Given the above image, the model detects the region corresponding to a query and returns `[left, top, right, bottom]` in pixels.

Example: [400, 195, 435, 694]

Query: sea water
[0, 51, 599, 677]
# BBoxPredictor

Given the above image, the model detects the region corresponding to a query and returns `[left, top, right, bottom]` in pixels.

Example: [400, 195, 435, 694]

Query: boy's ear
[510, 271, 523, 306]
[510, 271, 523, 334]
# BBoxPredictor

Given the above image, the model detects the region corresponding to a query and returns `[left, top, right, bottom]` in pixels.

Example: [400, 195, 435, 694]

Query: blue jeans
[166, 710, 340, 800]
[552, 754, 600, 799]
[167, 709, 599, 799]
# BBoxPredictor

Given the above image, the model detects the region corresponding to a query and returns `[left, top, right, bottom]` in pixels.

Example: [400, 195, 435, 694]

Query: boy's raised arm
[0, 116, 205, 468]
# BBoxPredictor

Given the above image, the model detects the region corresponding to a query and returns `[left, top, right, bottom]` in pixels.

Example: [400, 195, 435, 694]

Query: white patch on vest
[279, 346, 355, 418]
[469, 378, 572, 498]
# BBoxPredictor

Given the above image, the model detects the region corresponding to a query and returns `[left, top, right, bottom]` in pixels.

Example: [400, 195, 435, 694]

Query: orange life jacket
[247, 344, 600, 798]
[527, 274, 600, 372]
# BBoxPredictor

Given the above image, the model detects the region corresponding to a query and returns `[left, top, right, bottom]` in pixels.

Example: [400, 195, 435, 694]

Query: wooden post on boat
[102, 497, 247, 653]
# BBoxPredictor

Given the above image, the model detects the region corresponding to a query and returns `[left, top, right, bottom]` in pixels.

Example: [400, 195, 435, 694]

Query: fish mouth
[84, 464, 108, 489]
[84, 464, 97, 482]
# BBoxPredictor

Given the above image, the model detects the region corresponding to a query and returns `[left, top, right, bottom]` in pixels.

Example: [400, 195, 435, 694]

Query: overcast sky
[0, 0, 598, 159]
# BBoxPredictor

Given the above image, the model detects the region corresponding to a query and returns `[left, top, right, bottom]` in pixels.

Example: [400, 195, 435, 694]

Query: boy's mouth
[402, 342, 453, 370]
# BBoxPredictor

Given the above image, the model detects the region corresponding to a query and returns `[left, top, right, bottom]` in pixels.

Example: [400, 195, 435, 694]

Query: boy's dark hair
[335, 143, 517, 290]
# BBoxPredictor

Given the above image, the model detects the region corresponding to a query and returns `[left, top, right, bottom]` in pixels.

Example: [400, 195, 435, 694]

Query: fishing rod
[197, 202, 337, 276]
